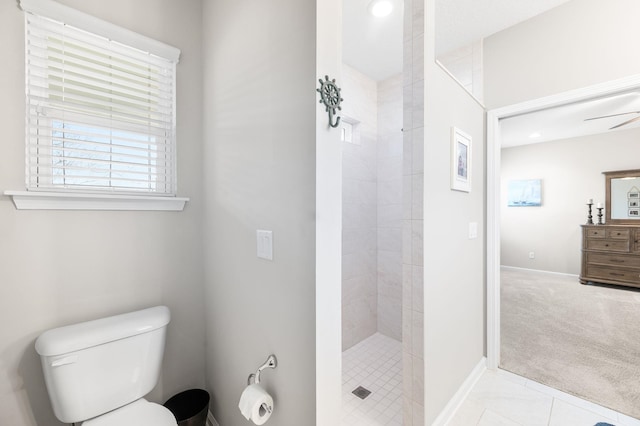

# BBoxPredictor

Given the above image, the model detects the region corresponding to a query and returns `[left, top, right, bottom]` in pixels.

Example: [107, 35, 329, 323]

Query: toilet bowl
[82, 399, 176, 426]
[35, 306, 177, 425]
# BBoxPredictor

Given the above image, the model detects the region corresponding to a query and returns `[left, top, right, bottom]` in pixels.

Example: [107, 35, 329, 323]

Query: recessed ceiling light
[368, 0, 393, 17]
[529, 132, 542, 139]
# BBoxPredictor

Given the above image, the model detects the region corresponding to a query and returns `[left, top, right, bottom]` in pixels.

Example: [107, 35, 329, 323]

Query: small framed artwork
[451, 127, 472, 192]
[629, 208, 640, 217]
[629, 200, 639, 208]
[507, 179, 542, 207]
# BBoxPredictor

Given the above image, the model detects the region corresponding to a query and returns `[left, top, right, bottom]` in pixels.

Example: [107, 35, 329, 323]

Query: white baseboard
[207, 410, 219, 426]
[431, 357, 487, 426]
[501, 265, 579, 278]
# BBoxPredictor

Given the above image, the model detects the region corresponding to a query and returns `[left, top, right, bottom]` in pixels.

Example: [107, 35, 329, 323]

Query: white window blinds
[24, 5, 179, 196]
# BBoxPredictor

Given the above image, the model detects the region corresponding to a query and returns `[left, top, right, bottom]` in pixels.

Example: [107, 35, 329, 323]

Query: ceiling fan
[584, 111, 640, 130]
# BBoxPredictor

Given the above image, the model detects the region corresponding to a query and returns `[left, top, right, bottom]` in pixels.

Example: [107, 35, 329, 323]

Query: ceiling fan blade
[584, 111, 640, 121]
[610, 115, 640, 130]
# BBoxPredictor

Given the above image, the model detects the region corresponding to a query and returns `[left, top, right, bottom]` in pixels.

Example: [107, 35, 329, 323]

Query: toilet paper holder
[247, 354, 277, 385]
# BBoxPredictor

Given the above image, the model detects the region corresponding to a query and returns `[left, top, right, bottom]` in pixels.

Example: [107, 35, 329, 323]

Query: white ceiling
[500, 91, 640, 148]
[342, 0, 404, 81]
[343, 0, 639, 148]
[342, 0, 572, 81]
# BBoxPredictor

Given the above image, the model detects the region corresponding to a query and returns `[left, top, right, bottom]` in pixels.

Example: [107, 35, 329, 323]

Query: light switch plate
[257, 230, 273, 260]
[468, 222, 478, 239]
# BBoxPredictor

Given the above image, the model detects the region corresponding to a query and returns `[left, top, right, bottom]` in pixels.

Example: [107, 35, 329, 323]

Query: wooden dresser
[580, 225, 640, 288]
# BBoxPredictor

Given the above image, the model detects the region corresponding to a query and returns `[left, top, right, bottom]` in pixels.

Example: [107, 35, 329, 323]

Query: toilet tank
[35, 306, 171, 424]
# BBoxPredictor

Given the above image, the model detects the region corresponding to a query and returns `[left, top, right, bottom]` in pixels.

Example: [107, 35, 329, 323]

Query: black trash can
[164, 389, 210, 426]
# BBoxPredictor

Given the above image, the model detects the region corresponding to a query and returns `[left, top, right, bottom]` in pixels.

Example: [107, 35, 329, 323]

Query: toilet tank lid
[35, 306, 170, 357]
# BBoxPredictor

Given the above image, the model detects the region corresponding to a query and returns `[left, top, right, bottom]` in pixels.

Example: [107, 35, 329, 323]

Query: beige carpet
[500, 267, 640, 419]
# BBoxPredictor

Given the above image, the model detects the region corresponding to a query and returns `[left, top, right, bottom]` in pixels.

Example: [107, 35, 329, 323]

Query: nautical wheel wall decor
[317, 75, 343, 128]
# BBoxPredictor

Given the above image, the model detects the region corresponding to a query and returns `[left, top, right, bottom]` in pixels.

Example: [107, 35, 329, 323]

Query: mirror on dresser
[604, 169, 640, 224]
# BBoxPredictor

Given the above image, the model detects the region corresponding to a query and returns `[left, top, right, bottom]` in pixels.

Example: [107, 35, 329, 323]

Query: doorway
[486, 74, 640, 417]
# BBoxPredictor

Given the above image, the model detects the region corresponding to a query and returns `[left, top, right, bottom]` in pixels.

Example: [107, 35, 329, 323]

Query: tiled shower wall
[377, 75, 404, 341]
[341, 64, 404, 350]
[402, 0, 425, 424]
[342, 64, 379, 350]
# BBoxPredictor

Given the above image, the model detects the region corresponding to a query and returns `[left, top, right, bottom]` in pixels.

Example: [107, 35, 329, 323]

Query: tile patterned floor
[341, 333, 403, 426]
[449, 369, 640, 426]
[340, 334, 640, 426]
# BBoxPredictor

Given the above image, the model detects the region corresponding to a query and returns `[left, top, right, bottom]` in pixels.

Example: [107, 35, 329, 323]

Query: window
[12, 0, 187, 210]
[340, 117, 361, 145]
[340, 121, 353, 143]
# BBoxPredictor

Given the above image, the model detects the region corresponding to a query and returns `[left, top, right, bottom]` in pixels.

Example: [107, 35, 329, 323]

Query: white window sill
[4, 190, 189, 211]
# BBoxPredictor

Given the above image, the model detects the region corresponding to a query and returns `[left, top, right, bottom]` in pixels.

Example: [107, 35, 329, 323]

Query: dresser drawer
[585, 239, 629, 252]
[585, 228, 630, 239]
[607, 228, 630, 239]
[585, 228, 606, 238]
[586, 252, 640, 269]
[586, 265, 640, 284]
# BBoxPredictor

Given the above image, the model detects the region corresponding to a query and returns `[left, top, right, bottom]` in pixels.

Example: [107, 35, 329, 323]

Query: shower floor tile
[342, 333, 403, 426]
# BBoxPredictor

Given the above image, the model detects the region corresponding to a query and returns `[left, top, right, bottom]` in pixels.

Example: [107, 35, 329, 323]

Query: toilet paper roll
[238, 383, 274, 425]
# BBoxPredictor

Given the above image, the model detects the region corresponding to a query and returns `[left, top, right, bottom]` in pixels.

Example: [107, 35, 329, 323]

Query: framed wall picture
[507, 179, 542, 207]
[451, 127, 472, 192]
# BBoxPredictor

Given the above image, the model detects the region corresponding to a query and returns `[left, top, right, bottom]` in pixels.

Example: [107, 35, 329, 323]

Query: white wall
[201, 0, 319, 424]
[484, 0, 640, 109]
[501, 128, 640, 274]
[424, 0, 486, 423]
[0, 1, 206, 425]
[315, 1, 343, 425]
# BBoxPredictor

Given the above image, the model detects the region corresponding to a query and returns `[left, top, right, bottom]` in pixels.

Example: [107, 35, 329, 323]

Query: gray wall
[201, 0, 317, 425]
[484, 0, 640, 109]
[0, 1, 206, 425]
[423, 66, 486, 426]
[501, 129, 640, 275]
[423, 0, 486, 423]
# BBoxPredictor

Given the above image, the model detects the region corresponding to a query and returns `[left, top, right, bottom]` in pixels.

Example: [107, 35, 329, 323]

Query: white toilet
[35, 306, 177, 425]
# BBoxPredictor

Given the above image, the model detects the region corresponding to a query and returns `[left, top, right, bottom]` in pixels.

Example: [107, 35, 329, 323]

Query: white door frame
[486, 74, 640, 370]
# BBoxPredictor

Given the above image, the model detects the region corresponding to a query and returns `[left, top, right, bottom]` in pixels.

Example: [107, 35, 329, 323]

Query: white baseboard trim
[501, 265, 579, 278]
[431, 357, 487, 426]
[207, 410, 219, 426]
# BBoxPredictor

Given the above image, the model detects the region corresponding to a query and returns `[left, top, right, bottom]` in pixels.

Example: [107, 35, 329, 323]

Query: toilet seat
[82, 398, 177, 426]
